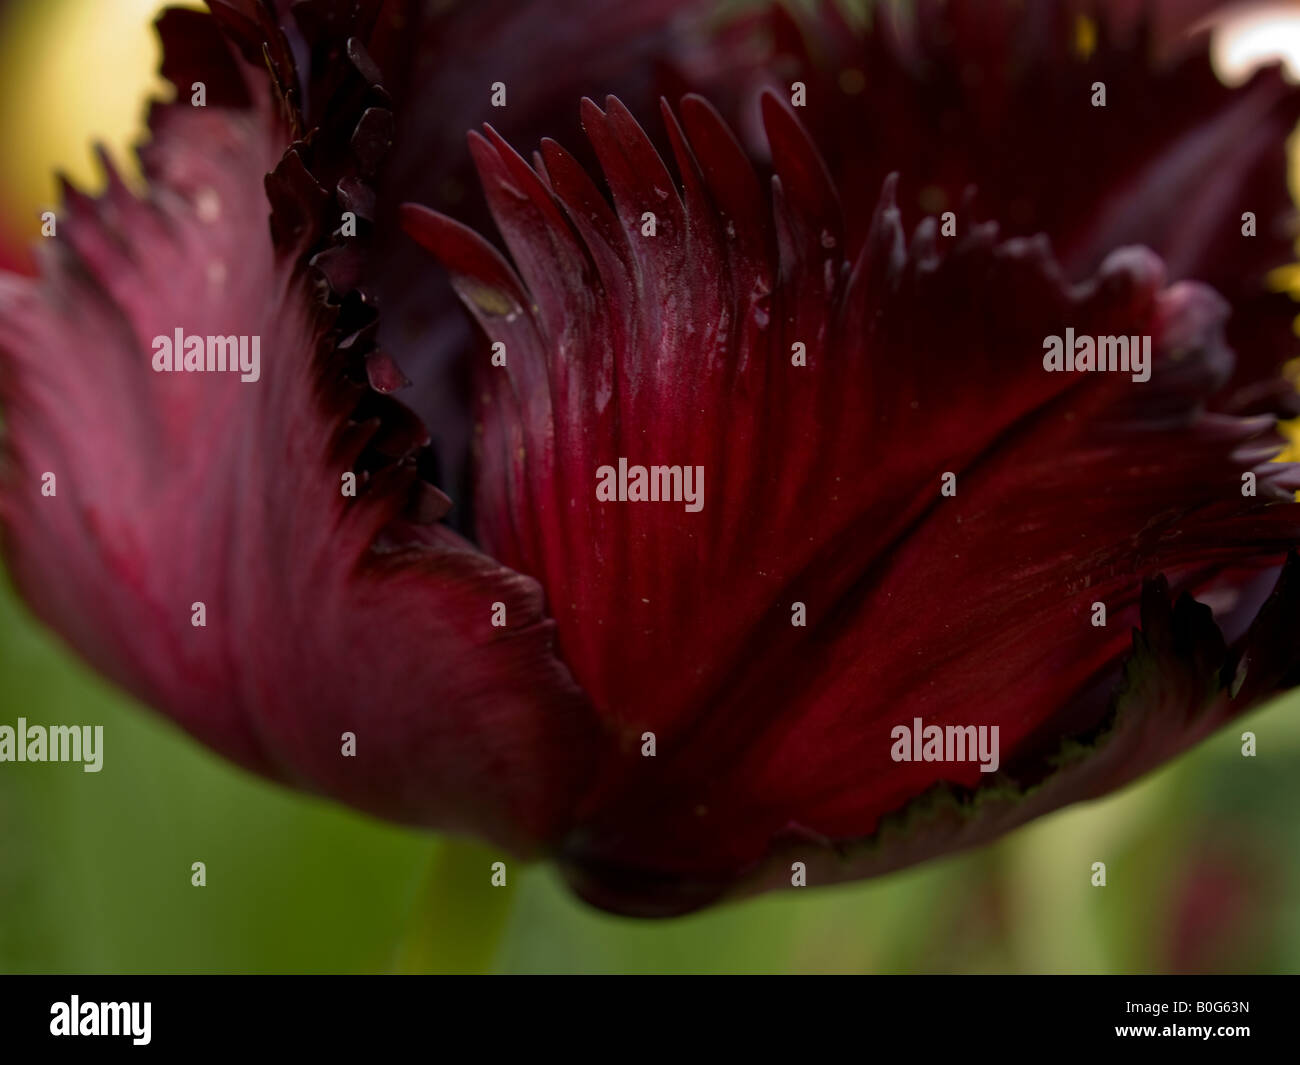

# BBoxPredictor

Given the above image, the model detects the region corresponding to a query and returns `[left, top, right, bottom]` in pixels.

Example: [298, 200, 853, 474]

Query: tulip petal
[725, 554, 1300, 912]
[337, 0, 724, 503]
[0, 4, 595, 853]
[711, 0, 1300, 417]
[177, 0, 725, 507]
[408, 95, 1300, 913]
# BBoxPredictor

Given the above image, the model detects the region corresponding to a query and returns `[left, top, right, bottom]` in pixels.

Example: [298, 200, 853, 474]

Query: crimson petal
[406, 94, 1300, 914]
[0, 4, 596, 853]
[346, 0, 725, 504]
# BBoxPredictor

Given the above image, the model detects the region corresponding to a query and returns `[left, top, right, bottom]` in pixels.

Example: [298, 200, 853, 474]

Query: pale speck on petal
[195, 186, 221, 224]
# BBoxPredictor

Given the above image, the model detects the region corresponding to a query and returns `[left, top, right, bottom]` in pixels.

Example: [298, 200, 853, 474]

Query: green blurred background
[2, 0, 1300, 973]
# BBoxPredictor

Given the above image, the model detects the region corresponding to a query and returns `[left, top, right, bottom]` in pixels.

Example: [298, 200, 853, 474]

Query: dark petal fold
[407, 94, 1300, 913]
[0, 4, 596, 853]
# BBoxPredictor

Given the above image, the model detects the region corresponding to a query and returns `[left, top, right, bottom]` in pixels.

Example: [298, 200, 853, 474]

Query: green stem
[391, 837, 517, 974]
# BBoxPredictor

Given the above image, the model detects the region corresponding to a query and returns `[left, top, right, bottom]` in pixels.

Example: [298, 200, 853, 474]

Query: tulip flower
[2, 0, 1299, 917]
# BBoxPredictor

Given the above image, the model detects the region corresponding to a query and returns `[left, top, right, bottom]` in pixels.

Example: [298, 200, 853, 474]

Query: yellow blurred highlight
[1268, 124, 1300, 473]
[1073, 14, 1098, 61]
[0, 0, 202, 239]
[1220, 17, 1300, 478]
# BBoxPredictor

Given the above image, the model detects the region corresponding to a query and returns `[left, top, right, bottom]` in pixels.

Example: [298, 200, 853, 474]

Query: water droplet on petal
[195, 187, 221, 223]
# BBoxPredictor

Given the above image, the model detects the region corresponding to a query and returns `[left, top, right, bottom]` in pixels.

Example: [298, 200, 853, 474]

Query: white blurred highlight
[1213, 2, 1300, 84]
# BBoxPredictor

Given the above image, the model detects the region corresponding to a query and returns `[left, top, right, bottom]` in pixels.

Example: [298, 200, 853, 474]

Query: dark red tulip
[2, 0, 1300, 916]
